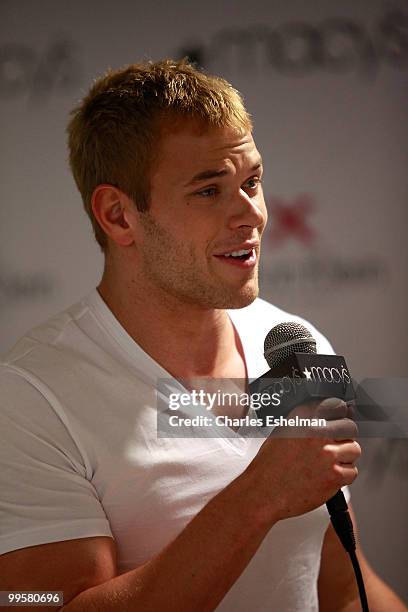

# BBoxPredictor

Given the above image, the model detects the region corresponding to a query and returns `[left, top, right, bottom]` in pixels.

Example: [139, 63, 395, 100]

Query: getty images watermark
[156, 380, 328, 438]
[156, 377, 408, 439]
[168, 389, 326, 430]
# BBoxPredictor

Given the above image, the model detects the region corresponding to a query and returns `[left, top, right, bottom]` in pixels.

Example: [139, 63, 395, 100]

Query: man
[0, 59, 405, 611]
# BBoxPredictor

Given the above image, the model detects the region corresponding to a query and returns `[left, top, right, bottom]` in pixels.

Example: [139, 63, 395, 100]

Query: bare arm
[318, 506, 407, 612]
[64, 467, 274, 611]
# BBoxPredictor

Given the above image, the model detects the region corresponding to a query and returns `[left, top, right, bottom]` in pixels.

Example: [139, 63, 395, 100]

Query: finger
[316, 398, 349, 420]
[336, 464, 359, 486]
[327, 440, 361, 464]
[323, 418, 358, 441]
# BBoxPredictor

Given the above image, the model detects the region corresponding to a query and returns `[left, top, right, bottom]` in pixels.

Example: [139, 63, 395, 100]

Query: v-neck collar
[85, 289, 268, 452]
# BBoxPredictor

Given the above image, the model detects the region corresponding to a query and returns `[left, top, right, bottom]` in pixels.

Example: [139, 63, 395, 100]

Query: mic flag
[249, 352, 355, 425]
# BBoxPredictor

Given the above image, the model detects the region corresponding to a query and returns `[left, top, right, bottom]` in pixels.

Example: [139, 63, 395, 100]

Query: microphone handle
[326, 490, 356, 552]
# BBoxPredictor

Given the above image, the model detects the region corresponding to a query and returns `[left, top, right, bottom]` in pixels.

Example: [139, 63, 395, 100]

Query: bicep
[0, 536, 116, 608]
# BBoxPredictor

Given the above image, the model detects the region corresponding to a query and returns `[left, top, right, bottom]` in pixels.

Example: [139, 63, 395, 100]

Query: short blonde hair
[67, 58, 252, 250]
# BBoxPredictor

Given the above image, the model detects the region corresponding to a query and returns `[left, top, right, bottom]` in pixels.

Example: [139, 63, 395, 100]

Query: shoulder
[0, 291, 107, 397]
[0, 294, 97, 454]
[1, 294, 91, 366]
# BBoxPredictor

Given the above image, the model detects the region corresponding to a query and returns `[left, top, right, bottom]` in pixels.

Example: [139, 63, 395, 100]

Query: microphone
[256, 321, 369, 611]
[262, 322, 356, 554]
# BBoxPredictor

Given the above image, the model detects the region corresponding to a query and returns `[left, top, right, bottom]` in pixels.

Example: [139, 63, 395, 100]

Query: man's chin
[226, 291, 258, 309]
[217, 283, 259, 310]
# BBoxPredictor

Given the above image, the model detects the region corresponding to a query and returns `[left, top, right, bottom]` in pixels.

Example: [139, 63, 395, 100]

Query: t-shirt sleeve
[0, 367, 113, 556]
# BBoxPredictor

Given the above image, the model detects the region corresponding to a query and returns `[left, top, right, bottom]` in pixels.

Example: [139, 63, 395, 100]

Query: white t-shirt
[0, 290, 344, 611]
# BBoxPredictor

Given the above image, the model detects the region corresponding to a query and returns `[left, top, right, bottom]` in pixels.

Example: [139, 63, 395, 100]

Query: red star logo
[266, 194, 317, 247]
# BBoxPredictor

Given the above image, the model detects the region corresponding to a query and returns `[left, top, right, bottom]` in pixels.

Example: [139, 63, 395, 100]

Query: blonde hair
[67, 58, 252, 250]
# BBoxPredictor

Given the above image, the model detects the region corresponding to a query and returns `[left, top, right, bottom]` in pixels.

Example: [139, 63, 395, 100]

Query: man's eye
[197, 186, 218, 197]
[245, 176, 262, 190]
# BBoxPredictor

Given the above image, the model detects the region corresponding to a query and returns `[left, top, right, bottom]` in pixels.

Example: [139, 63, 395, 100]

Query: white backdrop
[1, 0, 407, 602]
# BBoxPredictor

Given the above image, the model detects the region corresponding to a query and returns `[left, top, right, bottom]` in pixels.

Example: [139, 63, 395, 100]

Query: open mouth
[222, 248, 253, 261]
[214, 248, 257, 268]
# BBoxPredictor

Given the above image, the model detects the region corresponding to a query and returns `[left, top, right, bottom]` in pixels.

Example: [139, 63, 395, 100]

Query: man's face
[135, 121, 267, 309]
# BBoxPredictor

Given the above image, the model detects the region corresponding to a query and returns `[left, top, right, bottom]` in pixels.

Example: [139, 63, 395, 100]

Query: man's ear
[91, 185, 137, 247]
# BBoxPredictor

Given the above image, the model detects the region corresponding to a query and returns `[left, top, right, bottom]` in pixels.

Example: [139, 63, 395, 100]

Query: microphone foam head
[264, 322, 316, 369]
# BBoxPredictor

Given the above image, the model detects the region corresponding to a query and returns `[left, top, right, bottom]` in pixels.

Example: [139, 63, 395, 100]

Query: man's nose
[227, 189, 267, 231]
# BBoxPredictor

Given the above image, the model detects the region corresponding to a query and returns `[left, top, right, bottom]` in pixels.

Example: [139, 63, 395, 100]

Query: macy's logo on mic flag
[249, 353, 355, 420]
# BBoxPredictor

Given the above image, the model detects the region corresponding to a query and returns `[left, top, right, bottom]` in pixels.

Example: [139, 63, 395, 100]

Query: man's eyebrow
[185, 168, 229, 186]
[184, 159, 263, 187]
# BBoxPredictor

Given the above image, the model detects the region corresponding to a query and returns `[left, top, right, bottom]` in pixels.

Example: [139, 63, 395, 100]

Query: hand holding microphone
[249, 322, 360, 532]
[248, 395, 360, 521]
[247, 322, 369, 611]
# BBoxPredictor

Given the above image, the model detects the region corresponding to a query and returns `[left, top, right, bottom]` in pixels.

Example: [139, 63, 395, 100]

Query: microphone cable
[326, 487, 369, 612]
[263, 322, 371, 612]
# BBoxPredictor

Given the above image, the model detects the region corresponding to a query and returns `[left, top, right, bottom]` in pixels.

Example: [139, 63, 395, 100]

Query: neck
[97, 257, 245, 380]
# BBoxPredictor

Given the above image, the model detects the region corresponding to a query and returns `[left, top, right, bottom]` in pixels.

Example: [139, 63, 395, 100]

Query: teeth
[224, 249, 252, 258]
